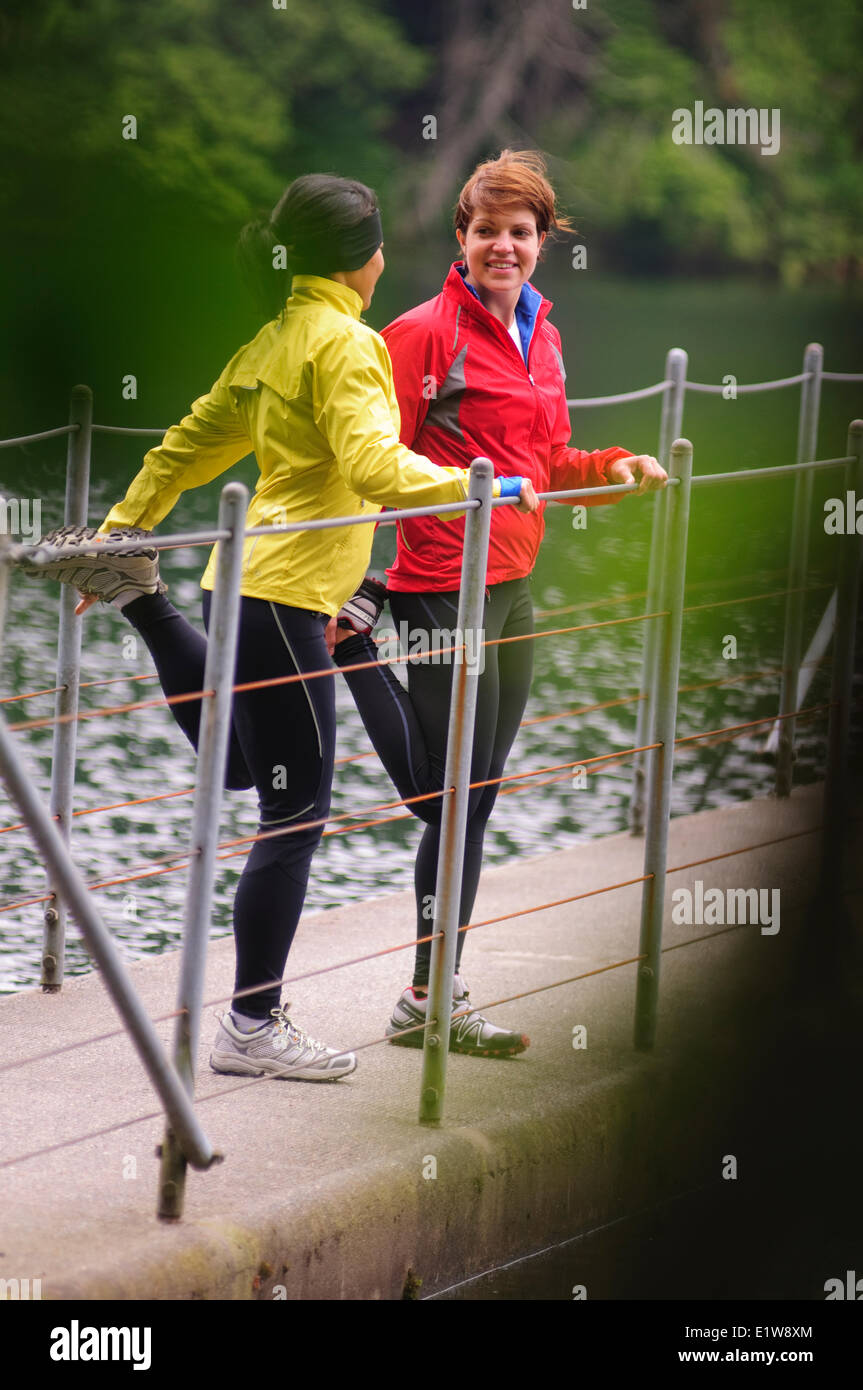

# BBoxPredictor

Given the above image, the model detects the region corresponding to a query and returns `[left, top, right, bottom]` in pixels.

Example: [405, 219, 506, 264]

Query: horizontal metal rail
[566, 381, 672, 407]
[1, 362, 858, 454]
[90, 424, 172, 437]
[0, 424, 77, 449]
[689, 455, 853, 487]
[7, 449, 856, 569]
[686, 372, 811, 394]
[8, 485, 640, 564]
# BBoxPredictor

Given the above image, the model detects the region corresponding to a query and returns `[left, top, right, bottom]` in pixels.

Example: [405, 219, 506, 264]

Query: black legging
[121, 590, 334, 1018]
[333, 577, 534, 986]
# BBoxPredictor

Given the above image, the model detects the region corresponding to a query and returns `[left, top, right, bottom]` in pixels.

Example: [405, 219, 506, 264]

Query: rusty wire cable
[3, 609, 672, 737]
[0, 741, 661, 912]
[0, 658, 828, 837]
[1, 827, 826, 1174]
[1, 564, 820, 715]
[0, 696, 833, 914]
[0, 821, 821, 1080]
[0, 953, 653, 1171]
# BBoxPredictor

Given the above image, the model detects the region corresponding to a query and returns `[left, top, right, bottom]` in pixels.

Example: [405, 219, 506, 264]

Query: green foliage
[721, 0, 863, 283]
[0, 0, 428, 227]
[545, 0, 863, 280]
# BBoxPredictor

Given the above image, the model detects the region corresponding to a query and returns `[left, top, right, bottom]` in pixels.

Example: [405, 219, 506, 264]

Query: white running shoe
[209, 1006, 357, 1081]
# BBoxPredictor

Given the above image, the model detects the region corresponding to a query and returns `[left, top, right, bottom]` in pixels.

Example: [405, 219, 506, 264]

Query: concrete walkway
[0, 783, 852, 1300]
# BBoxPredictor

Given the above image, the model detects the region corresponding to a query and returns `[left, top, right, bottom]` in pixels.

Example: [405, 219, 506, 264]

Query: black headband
[289, 209, 383, 275]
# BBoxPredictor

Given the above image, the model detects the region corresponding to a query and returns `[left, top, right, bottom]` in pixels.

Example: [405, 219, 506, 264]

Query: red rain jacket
[381, 262, 633, 592]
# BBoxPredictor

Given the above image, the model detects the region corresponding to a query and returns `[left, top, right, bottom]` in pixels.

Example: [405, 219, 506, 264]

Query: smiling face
[456, 205, 546, 304]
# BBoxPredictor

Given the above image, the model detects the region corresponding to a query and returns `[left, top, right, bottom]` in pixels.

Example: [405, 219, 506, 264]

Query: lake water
[0, 275, 860, 991]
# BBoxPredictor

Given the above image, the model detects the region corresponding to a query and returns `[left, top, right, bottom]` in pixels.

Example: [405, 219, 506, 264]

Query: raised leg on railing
[157, 481, 248, 1220]
[634, 440, 693, 1050]
[776, 344, 823, 797]
[819, 420, 863, 901]
[419, 460, 493, 1125]
[42, 384, 92, 991]
[630, 348, 687, 835]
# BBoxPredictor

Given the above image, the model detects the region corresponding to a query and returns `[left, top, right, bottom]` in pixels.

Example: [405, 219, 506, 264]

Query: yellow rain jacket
[99, 276, 473, 615]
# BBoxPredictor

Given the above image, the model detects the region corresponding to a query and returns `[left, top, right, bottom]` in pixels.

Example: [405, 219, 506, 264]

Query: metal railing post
[0, 714, 219, 1168]
[634, 441, 693, 1050]
[42, 385, 92, 991]
[0, 515, 11, 655]
[419, 460, 493, 1125]
[775, 343, 823, 796]
[158, 481, 248, 1220]
[819, 420, 863, 900]
[630, 348, 688, 834]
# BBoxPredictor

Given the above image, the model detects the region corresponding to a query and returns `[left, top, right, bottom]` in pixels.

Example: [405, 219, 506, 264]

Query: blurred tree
[391, 0, 863, 284]
[0, 0, 428, 425]
[0, 0, 858, 431]
[0, 0, 427, 227]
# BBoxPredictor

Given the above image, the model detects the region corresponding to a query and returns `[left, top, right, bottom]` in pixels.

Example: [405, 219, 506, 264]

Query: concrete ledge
[1, 784, 849, 1300]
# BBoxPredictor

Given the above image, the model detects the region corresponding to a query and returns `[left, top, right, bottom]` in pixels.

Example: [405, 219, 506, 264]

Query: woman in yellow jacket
[24, 174, 538, 1082]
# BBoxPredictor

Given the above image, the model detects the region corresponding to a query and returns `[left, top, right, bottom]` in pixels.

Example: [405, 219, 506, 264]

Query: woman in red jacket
[333, 150, 665, 1057]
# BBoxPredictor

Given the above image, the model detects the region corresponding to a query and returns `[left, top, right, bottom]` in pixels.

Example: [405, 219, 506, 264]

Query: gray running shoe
[17, 525, 166, 603]
[209, 1006, 357, 1081]
[386, 975, 529, 1057]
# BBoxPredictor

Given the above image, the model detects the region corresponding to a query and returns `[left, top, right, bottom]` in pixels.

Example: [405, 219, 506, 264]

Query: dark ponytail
[236, 215, 288, 321]
[238, 174, 380, 320]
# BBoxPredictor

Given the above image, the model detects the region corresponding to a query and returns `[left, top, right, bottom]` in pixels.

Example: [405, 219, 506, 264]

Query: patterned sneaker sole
[209, 1050, 356, 1081]
[18, 525, 164, 601]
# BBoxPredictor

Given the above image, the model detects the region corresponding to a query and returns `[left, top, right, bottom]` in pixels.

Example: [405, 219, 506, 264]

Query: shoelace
[269, 1005, 329, 1054]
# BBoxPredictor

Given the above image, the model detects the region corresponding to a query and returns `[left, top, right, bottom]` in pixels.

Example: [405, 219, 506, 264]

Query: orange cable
[682, 582, 832, 616]
[0, 685, 64, 705]
[674, 703, 833, 746]
[0, 701, 827, 913]
[4, 613, 669, 736]
[0, 952, 650, 1171]
[0, 664, 805, 837]
[0, 826, 823, 1077]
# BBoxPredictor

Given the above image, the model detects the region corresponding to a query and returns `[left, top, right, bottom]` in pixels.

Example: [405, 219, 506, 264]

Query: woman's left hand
[608, 455, 667, 495]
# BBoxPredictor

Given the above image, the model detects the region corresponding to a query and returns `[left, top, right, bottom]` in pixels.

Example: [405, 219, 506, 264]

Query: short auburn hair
[454, 148, 575, 242]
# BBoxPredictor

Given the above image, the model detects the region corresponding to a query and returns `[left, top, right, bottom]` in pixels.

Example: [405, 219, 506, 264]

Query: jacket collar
[288, 274, 364, 319]
[445, 261, 550, 356]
